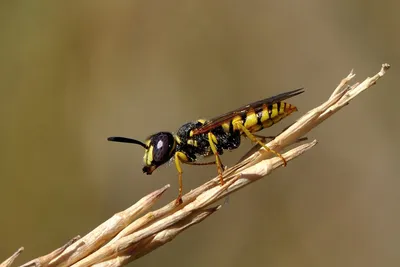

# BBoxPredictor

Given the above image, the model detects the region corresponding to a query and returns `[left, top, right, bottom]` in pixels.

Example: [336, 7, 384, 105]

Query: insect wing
[192, 88, 304, 135]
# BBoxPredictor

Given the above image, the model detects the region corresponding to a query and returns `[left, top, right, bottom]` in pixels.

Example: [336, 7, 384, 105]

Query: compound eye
[152, 133, 174, 163]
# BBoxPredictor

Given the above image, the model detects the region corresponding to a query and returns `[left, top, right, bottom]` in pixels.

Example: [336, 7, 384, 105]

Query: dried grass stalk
[4, 63, 390, 267]
[1, 248, 24, 267]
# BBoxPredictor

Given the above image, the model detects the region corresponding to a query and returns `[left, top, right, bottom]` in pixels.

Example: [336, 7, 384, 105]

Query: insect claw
[175, 196, 183, 205]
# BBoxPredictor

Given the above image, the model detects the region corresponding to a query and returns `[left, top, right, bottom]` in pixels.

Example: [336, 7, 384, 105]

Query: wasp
[108, 88, 304, 204]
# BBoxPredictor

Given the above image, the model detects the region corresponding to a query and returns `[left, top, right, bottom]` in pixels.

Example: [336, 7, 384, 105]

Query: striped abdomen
[221, 101, 297, 134]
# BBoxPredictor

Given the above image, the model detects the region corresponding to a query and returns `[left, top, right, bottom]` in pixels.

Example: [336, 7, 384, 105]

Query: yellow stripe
[222, 122, 230, 132]
[187, 139, 198, 147]
[244, 111, 258, 129]
[144, 145, 153, 165]
[260, 106, 270, 123]
[270, 103, 278, 119]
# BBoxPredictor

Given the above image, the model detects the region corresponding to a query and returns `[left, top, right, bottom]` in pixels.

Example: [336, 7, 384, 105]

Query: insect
[108, 88, 304, 204]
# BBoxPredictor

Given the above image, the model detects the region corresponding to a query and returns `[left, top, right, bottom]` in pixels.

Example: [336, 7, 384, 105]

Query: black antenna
[107, 136, 148, 149]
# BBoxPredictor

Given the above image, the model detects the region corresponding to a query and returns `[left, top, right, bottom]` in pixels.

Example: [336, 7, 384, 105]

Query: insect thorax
[175, 120, 242, 162]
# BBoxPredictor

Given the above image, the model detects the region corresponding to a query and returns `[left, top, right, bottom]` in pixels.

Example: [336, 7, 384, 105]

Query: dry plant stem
[92, 206, 221, 267]
[0, 248, 24, 267]
[71, 175, 242, 267]
[48, 185, 170, 267]
[10, 63, 389, 267]
[20, 237, 80, 267]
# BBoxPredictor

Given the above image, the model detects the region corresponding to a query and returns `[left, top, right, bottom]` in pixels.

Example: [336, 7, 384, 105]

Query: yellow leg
[236, 123, 287, 166]
[173, 152, 216, 205]
[207, 132, 225, 185]
[174, 152, 186, 205]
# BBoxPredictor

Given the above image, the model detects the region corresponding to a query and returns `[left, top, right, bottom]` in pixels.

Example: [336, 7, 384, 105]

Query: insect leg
[253, 133, 308, 143]
[174, 152, 189, 205]
[207, 132, 225, 185]
[185, 161, 216, 166]
[236, 123, 287, 166]
[252, 134, 276, 142]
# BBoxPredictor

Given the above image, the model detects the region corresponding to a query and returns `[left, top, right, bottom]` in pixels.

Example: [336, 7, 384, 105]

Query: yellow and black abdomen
[223, 101, 298, 134]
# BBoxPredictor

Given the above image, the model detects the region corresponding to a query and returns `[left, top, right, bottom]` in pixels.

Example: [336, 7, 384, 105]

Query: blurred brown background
[1, 1, 399, 266]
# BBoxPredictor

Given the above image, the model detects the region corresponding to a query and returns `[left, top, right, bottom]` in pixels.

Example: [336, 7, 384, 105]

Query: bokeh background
[1, 1, 399, 267]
